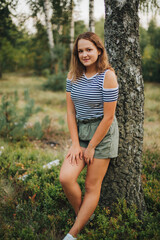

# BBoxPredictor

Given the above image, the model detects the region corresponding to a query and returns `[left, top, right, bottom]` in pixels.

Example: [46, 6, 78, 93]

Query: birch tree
[100, 0, 146, 216]
[70, 0, 74, 52]
[43, 0, 54, 67]
[89, 0, 95, 32]
[101, 1, 160, 215]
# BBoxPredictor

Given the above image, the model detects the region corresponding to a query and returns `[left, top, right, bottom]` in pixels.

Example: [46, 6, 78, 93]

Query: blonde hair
[70, 32, 114, 81]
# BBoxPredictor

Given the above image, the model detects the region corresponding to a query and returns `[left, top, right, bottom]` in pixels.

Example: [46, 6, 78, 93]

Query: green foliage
[0, 90, 51, 141]
[0, 1, 34, 77]
[28, 22, 51, 75]
[139, 26, 150, 54]
[77, 198, 159, 239]
[0, 144, 70, 239]
[27, 116, 51, 140]
[0, 142, 160, 239]
[0, 0, 90, 79]
[142, 150, 160, 213]
[0, 1, 18, 77]
[27, 0, 72, 75]
[75, 20, 87, 39]
[95, 17, 105, 43]
[140, 19, 160, 82]
[43, 72, 67, 91]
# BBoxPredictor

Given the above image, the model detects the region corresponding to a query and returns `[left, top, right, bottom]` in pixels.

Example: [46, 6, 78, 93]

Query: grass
[144, 83, 160, 151]
[0, 73, 160, 240]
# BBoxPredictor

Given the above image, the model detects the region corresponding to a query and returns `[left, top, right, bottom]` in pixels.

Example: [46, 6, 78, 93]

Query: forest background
[0, 0, 160, 239]
[1, 0, 160, 83]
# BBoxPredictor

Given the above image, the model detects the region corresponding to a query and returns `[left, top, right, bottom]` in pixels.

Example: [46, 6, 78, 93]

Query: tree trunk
[70, 0, 74, 52]
[43, 0, 54, 71]
[89, 0, 95, 32]
[100, 0, 146, 216]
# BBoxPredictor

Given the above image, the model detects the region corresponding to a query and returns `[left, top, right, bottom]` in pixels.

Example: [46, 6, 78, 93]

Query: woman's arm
[66, 78, 83, 165]
[84, 70, 118, 164]
[66, 92, 79, 146]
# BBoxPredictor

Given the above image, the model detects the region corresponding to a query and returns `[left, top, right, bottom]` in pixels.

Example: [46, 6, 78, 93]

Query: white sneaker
[63, 233, 77, 240]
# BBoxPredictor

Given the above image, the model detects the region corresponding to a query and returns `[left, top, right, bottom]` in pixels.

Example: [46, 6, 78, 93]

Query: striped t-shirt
[66, 70, 118, 120]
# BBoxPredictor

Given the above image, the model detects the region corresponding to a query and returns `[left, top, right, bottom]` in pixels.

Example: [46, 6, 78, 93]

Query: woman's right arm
[66, 90, 83, 165]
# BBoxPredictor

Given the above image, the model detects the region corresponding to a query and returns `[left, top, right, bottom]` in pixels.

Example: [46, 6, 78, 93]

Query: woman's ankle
[63, 233, 77, 240]
[69, 230, 77, 238]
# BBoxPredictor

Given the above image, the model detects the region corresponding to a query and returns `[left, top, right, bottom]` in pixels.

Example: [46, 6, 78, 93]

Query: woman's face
[77, 39, 100, 69]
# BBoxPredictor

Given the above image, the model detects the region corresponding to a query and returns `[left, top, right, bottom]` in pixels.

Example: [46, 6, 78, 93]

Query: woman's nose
[82, 51, 88, 57]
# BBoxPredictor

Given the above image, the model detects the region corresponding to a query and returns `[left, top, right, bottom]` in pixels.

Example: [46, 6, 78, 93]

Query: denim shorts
[77, 116, 119, 159]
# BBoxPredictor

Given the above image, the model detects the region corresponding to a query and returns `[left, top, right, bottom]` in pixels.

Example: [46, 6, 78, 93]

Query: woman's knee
[59, 171, 70, 186]
[59, 167, 76, 186]
[85, 179, 101, 193]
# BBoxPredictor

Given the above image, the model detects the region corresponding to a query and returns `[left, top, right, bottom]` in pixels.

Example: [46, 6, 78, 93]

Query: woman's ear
[98, 49, 102, 56]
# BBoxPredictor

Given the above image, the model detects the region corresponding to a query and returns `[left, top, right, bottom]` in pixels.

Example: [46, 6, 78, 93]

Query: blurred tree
[89, 0, 95, 32]
[141, 19, 160, 82]
[28, 22, 50, 75]
[139, 0, 160, 11]
[95, 17, 105, 43]
[148, 19, 160, 49]
[70, 0, 74, 52]
[0, 0, 18, 78]
[74, 20, 87, 39]
[43, 0, 54, 72]
[27, 0, 72, 74]
[139, 26, 150, 55]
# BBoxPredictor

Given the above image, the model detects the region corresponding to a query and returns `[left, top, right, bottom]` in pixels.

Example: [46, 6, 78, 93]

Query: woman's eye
[87, 49, 92, 51]
[78, 50, 82, 53]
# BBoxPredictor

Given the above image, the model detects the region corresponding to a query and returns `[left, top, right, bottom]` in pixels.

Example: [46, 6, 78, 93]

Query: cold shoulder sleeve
[66, 79, 72, 92]
[102, 86, 119, 102]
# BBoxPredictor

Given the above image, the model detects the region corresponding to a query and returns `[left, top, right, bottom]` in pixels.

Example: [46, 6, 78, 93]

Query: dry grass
[0, 72, 68, 130]
[0, 73, 159, 239]
[1, 73, 160, 153]
[144, 83, 160, 151]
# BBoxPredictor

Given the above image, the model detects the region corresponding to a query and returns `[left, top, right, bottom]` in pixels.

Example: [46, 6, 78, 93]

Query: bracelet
[89, 142, 95, 149]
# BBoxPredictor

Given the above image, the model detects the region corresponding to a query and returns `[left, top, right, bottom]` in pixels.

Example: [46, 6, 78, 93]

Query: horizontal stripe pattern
[102, 88, 119, 102]
[66, 70, 118, 120]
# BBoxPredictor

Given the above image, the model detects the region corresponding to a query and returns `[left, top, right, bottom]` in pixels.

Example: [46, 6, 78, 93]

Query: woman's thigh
[85, 158, 110, 187]
[60, 147, 86, 182]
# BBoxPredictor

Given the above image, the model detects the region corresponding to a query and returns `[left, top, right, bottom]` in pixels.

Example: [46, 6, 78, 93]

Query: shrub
[43, 72, 67, 91]
[0, 90, 51, 141]
[0, 145, 160, 239]
[142, 150, 160, 213]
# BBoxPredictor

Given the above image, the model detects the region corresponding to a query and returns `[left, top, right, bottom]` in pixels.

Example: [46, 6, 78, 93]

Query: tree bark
[70, 0, 74, 52]
[43, 0, 54, 71]
[100, 0, 146, 216]
[89, 0, 95, 32]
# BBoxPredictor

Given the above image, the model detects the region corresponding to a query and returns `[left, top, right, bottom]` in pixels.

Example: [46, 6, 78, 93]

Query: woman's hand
[66, 144, 83, 165]
[84, 144, 95, 165]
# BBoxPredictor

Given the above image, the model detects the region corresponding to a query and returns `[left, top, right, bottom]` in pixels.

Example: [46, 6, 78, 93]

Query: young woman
[59, 32, 119, 240]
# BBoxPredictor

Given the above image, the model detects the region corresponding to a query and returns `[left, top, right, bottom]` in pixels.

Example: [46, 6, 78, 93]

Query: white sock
[63, 233, 77, 240]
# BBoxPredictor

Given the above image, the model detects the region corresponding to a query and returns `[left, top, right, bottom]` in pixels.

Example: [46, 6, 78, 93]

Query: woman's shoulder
[67, 72, 73, 80]
[103, 69, 118, 89]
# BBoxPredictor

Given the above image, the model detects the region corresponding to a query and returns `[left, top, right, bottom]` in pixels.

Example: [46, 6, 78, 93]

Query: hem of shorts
[94, 154, 118, 159]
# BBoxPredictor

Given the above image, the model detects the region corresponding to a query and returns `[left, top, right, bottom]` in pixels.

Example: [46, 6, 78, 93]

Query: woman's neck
[85, 65, 97, 78]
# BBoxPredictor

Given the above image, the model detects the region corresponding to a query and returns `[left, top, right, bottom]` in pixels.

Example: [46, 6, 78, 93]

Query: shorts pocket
[78, 121, 100, 141]
[95, 133, 112, 157]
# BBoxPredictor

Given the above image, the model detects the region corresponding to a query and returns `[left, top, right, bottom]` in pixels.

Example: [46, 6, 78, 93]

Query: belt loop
[77, 116, 103, 124]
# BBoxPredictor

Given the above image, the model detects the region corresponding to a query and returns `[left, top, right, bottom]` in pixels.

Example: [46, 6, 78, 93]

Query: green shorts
[77, 116, 119, 159]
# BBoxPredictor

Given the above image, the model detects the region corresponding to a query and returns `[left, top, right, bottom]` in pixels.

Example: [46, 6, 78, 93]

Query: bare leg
[69, 158, 110, 237]
[59, 150, 86, 215]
